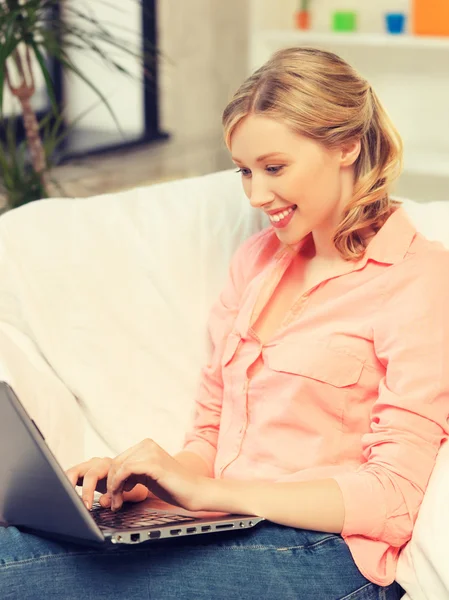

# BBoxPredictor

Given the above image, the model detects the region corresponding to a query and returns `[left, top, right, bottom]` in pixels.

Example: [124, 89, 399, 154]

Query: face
[230, 114, 358, 249]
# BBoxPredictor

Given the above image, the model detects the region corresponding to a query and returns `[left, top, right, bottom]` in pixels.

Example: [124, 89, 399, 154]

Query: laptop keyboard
[90, 503, 196, 530]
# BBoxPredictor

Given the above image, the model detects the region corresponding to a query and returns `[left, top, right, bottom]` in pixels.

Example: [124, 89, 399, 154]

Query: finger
[99, 493, 111, 508]
[81, 470, 108, 510]
[108, 464, 146, 499]
[99, 485, 147, 510]
[109, 474, 139, 511]
[124, 484, 150, 503]
[108, 457, 160, 510]
[123, 479, 137, 492]
[65, 461, 94, 488]
[65, 467, 80, 488]
[108, 439, 162, 482]
[105, 441, 150, 490]
[109, 462, 155, 511]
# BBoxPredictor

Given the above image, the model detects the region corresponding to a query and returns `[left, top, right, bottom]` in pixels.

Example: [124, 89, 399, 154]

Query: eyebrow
[231, 152, 288, 164]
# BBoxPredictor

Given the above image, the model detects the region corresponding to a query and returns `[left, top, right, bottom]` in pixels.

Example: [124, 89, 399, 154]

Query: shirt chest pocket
[264, 343, 364, 388]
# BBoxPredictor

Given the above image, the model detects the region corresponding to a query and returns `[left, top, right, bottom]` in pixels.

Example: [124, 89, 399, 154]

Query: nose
[248, 176, 275, 209]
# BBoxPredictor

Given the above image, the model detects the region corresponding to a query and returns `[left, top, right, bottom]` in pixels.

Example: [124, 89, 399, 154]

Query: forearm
[201, 477, 345, 533]
[173, 450, 213, 478]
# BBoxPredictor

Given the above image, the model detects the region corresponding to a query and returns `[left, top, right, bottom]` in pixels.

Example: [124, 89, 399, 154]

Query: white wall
[64, 0, 144, 137]
[158, 0, 249, 142]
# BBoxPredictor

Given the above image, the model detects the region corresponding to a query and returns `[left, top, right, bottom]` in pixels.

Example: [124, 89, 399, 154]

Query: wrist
[174, 450, 212, 478]
[198, 477, 257, 515]
[195, 476, 221, 512]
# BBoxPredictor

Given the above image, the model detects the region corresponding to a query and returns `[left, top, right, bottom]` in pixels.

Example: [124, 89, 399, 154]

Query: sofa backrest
[0, 169, 448, 459]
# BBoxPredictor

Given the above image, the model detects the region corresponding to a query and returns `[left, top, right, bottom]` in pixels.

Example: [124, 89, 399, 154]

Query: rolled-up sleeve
[182, 231, 266, 473]
[332, 251, 449, 546]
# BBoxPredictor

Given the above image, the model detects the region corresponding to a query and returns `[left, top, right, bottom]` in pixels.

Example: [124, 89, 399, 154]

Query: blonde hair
[222, 47, 403, 260]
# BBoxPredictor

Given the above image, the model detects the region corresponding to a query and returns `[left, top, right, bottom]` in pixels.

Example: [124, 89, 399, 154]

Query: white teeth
[270, 206, 295, 223]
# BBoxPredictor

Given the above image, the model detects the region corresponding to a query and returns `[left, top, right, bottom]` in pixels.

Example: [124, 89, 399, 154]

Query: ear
[340, 139, 361, 167]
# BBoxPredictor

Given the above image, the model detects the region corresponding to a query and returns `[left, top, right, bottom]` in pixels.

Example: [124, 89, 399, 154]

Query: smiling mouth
[268, 205, 297, 223]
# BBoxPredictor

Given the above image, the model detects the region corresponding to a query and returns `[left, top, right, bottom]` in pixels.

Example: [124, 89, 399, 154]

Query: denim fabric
[0, 522, 404, 600]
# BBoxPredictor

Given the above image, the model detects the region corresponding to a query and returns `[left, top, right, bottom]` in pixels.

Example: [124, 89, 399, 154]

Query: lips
[267, 204, 297, 216]
[269, 206, 297, 229]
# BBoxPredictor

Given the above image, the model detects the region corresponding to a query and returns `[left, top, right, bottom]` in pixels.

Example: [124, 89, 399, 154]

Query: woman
[2, 47, 448, 599]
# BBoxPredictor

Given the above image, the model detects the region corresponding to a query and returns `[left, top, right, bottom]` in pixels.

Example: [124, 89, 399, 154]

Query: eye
[266, 166, 284, 174]
[235, 168, 251, 178]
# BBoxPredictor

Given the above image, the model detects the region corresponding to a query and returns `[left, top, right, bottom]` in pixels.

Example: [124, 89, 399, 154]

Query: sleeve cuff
[332, 471, 387, 538]
[181, 440, 216, 475]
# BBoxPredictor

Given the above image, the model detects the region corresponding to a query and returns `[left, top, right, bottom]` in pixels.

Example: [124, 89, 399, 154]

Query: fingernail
[84, 500, 90, 510]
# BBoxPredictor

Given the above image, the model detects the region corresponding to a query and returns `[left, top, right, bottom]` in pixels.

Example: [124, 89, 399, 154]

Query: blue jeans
[0, 523, 404, 600]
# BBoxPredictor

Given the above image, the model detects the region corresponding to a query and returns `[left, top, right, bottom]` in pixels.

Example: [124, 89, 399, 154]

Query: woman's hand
[65, 457, 149, 510]
[106, 438, 208, 512]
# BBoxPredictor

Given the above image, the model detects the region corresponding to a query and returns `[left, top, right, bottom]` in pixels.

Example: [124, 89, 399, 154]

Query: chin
[275, 226, 306, 242]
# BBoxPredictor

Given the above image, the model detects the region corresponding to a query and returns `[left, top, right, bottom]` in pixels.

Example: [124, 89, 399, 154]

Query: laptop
[0, 382, 264, 546]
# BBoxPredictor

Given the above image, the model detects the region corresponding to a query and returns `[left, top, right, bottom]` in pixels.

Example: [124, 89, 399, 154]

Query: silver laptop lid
[0, 382, 104, 544]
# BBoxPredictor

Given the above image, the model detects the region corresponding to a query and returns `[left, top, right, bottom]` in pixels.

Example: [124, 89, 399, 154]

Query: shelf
[253, 30, 449, 51]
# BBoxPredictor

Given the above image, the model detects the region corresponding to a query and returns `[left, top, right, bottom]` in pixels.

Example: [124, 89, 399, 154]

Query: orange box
[412, 0, 449, 36]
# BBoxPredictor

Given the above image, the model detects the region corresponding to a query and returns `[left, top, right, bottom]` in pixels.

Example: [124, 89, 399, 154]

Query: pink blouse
[182, 206, 449, 585]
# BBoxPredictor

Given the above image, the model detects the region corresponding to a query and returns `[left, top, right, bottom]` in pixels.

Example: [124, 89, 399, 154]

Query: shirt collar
[363, 205, 416, 265]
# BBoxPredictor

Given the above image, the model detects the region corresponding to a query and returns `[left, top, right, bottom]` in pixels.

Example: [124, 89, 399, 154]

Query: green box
[332, 11, 357, 32]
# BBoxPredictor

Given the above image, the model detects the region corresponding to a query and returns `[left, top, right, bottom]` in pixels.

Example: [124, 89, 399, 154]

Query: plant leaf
[0, 17, 22, 114]
[28, 39, 58, 114]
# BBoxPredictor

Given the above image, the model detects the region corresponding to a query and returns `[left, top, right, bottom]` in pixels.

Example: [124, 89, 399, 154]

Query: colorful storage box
[413, 0, 449, 36]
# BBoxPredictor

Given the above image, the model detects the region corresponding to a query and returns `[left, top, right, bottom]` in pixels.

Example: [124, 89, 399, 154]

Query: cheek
[293, 160, 340, 202]
[241, 178, 251, 198]
[281, 165, 321, 201]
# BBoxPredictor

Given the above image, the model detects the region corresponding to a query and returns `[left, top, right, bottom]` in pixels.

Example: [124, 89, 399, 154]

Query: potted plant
[0, 116, 48, 211]
[295, 0, 311, 30]
[0, 0, 158, 210]
[0, 102, 96, 211]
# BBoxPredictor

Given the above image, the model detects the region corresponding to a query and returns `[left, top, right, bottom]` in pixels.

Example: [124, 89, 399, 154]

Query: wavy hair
[222, 47, 403, 260]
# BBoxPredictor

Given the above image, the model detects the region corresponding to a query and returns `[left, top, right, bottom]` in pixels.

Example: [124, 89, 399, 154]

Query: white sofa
[0, 169, 448, 599]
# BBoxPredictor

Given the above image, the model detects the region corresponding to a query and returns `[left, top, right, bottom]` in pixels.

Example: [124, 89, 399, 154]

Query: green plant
[0, 97, 101, 209]
[0, 116, 47, 210]
[299, 0, 311, 11]
[0, 0, 158, 209]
